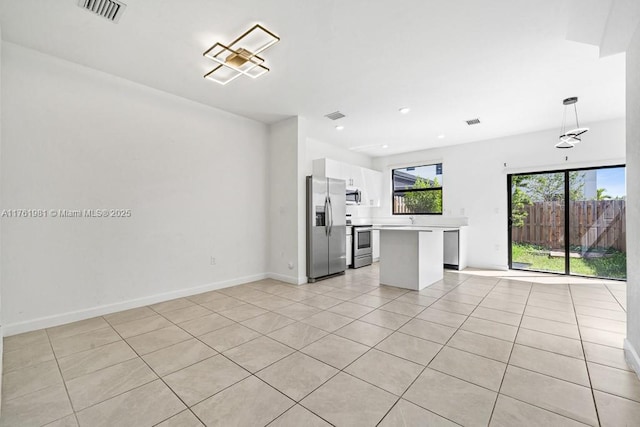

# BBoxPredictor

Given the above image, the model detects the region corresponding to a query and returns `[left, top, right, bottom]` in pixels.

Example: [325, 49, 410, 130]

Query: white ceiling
[0, 0, 635, 157]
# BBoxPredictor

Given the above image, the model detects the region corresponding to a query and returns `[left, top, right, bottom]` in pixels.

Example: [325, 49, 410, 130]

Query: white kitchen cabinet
[312, 158, 382, 207]
[313, 159, 353, 185]
[346, 234, 352, 266]
[362, 168, 383, 207]
[348, 164, 365, 189]
[372, 230, 380, 261]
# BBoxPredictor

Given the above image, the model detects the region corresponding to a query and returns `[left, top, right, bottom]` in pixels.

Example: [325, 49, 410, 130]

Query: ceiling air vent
[325, 111, 346, 120]
[465, 118, 481, 125]
[78, 0, 127, 23]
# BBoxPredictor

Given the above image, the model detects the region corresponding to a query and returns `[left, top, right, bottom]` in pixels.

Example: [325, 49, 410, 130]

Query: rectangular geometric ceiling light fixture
[203, 24, 280, 85]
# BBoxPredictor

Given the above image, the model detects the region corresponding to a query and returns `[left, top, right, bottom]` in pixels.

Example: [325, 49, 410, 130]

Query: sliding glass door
[568, 167, 626, 279]
[508, 165, 626, 280]
[509, 171, 566, 274]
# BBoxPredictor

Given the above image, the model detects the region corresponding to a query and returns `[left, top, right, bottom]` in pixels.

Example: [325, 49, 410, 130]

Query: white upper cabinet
[313, 159, 346, 182]
[313, 158, 343, 181]
[312, 158, 382, 207]
[349, 165, 365, 189]
[362, 168, 383, 207]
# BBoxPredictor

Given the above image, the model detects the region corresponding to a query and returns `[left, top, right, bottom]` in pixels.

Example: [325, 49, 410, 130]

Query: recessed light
[437, 134, 445, 139]
[335, 125, 344, 131]
[399, 107, 411, 114]
[382, 144, 389, 148]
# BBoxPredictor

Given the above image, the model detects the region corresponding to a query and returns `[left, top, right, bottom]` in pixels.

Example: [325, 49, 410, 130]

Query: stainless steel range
[351, 225, 373, 268]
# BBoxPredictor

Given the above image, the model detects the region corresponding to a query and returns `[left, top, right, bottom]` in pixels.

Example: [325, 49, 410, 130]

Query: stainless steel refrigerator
[306, 176, 346, 282]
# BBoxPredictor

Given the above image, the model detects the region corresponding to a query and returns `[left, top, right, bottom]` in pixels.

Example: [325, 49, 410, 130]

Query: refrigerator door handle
[327, 196, 333, 236]
[324, 196, 330, 236]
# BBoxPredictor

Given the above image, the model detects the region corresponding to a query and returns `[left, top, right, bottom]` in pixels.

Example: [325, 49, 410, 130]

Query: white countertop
[348, 216, 469, 227]
[374, 225, 461, 232]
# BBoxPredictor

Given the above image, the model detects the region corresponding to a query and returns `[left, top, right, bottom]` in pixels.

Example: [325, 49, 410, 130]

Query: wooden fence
[511, 200, 626, 252]
[394, 195, 410, 213]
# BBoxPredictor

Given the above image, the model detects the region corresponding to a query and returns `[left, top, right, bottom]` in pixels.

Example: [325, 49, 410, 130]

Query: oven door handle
[355, 227, 373, 232]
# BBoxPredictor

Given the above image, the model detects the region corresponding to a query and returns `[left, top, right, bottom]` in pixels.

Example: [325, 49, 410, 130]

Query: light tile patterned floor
[2, 265, 638, 426]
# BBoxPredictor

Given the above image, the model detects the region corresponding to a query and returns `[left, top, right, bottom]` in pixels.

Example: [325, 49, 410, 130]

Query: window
[392, 163, 443, 215]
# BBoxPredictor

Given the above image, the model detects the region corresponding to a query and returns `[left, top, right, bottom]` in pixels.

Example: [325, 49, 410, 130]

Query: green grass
[512, 243, 627, 280]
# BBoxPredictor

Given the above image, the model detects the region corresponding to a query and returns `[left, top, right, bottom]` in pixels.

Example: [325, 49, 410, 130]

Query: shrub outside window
[392, 163, 443, 215]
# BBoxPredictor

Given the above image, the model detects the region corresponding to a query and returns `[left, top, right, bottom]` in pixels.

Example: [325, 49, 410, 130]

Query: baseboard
[268, 272, 303, 285]
[624, 339, 640, 380]
[3, 273, 269, 337]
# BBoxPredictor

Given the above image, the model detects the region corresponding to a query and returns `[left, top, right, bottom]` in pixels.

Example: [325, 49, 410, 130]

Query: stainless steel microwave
[346, 188, 362, 205]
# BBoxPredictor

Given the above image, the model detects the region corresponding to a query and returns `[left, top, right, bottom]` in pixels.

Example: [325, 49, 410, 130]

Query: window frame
[392, 163, 443, 216]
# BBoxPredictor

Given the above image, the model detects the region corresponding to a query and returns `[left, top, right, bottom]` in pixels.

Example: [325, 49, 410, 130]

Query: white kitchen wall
[373, 119, 626, 270]
[1, 43, 270, 334]
[625, 24, 640, 376]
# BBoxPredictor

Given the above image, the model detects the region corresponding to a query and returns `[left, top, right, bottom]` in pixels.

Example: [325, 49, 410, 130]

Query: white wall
[297, 120, 309, 283]
[373, 119, 626, 269]
[625, 24, 640, 376]
[269, 125, 374, 284]
[0, 24, 3, 409]
[1, 43, 270, 334]
[268, 117, 307, 284]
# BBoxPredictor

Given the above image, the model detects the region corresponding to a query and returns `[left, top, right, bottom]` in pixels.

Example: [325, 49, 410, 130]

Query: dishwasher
[443, 230, 459, 270]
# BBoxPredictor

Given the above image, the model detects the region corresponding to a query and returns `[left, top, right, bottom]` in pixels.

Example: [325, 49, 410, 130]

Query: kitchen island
[375, 226, 461, 290]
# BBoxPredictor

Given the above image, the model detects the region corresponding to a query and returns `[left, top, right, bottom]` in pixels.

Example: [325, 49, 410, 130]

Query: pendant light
[555, 97, 589, 149]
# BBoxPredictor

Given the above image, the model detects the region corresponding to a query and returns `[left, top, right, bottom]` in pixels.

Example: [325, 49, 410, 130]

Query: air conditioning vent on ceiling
[78, 0, 127, 23]
[466, 118, 481, 125]
[325, 111, 346, 120]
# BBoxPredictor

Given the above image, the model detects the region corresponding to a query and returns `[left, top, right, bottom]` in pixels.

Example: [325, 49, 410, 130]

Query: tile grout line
[488, 282, 607, 426]
[43, 328, 82, 426]
[492, 281, 601, 424]
[264, 401, 336, 427]
[568, 281, 603, 427]
[93, 317, 214, 426]
[258, 272, 403, 426]
[5, 269, 629, 426]
[602, 279, 627, 313]
[90, 276, 564, 426]
[487, 277, 534, 425]
[603, 281, 627, 312]
[158, 292, 348, 423]
[372, 273, 480, 426]
[276, 272, 470, 426]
